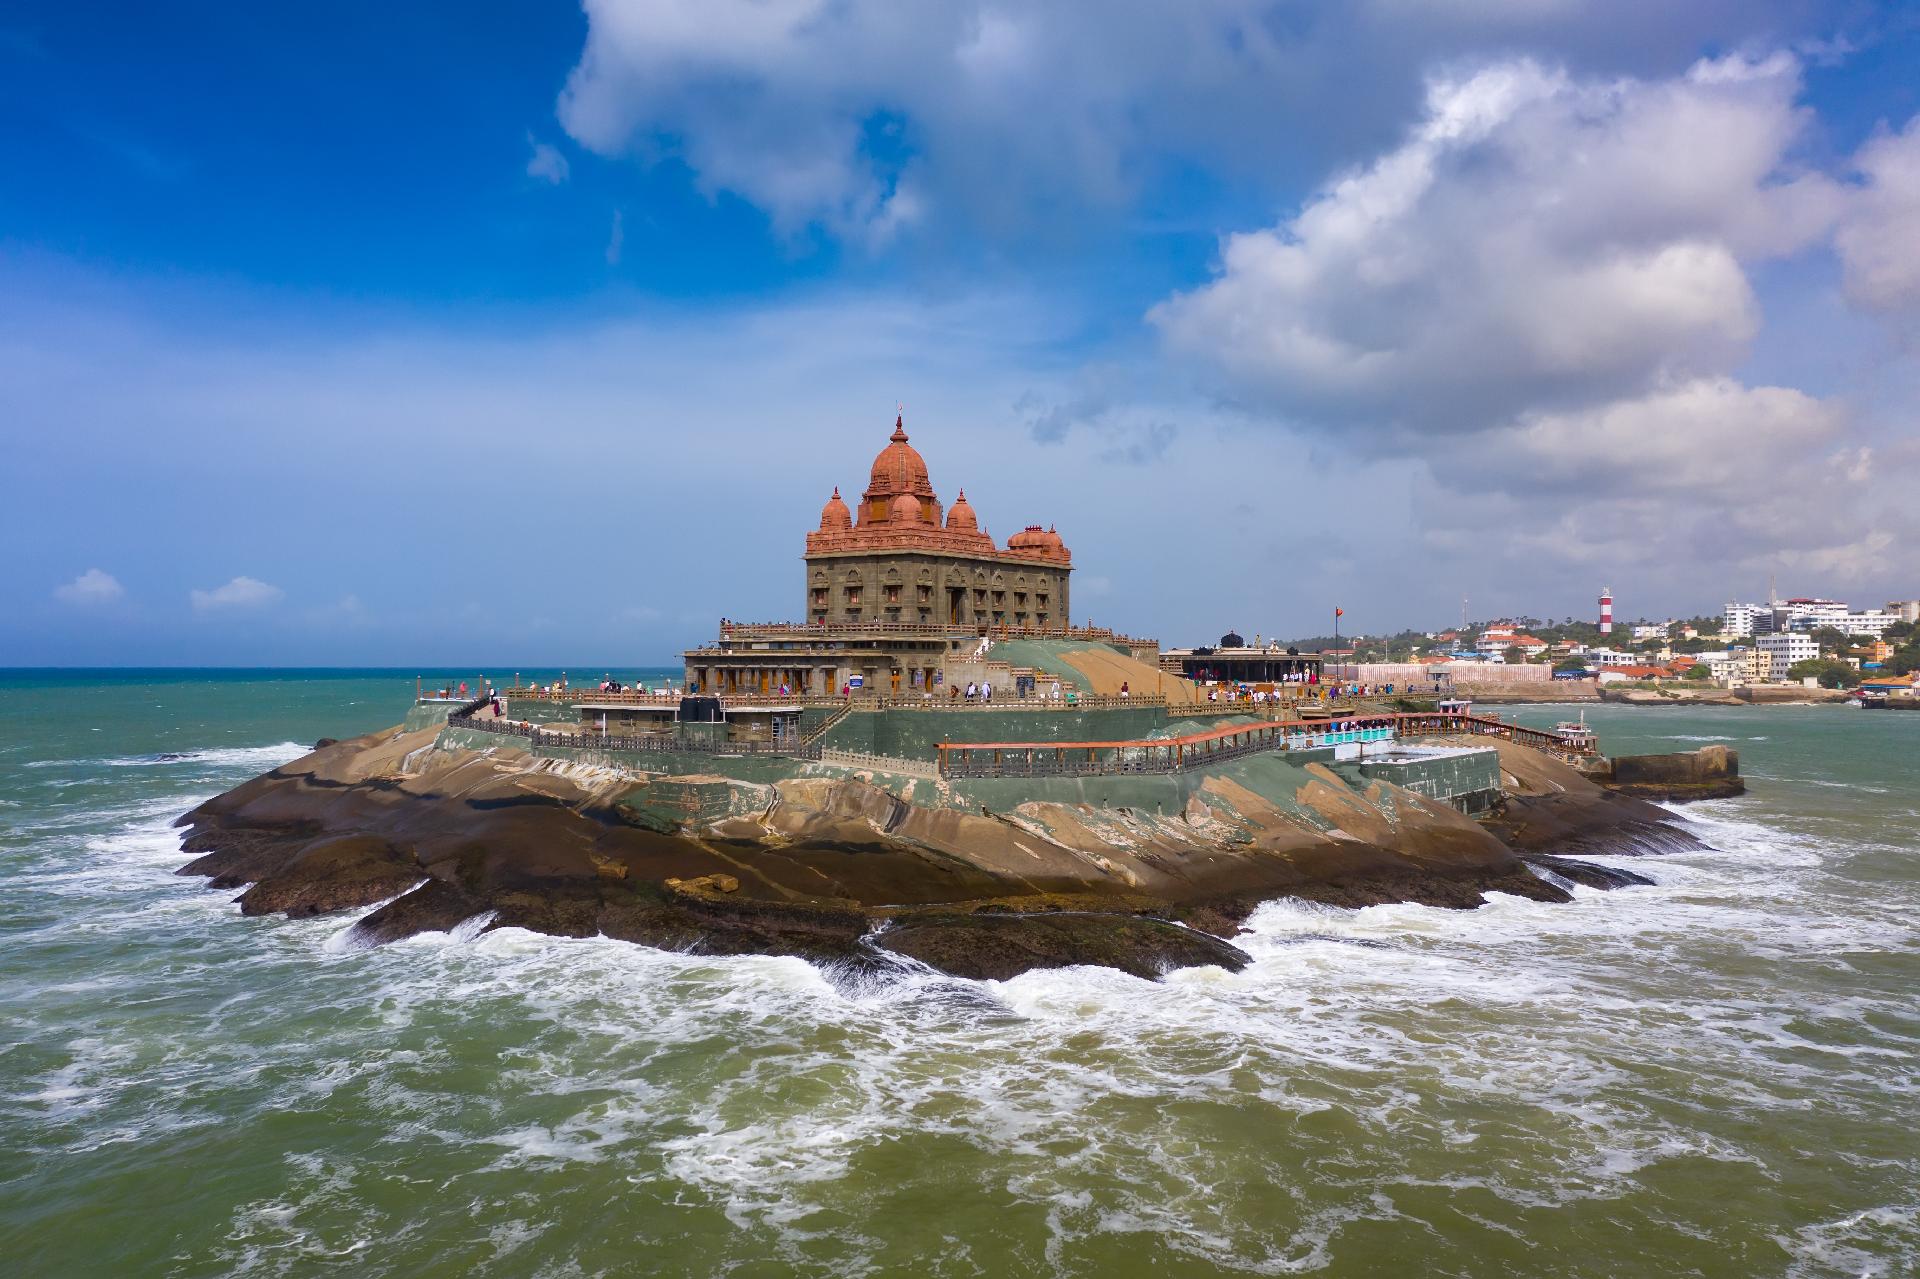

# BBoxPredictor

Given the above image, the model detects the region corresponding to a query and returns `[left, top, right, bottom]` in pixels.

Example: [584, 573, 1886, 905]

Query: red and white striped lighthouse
[1599, 587, 1614, 635]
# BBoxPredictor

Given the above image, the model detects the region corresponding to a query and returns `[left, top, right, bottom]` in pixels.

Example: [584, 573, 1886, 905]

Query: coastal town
[1299, 590, 1920, 706]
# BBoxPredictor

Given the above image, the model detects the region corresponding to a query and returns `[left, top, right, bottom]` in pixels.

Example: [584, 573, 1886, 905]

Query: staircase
[800, 702, 853, 748]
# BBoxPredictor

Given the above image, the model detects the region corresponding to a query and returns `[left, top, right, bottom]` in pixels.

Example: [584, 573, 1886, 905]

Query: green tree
[1684, 663, 1713, 681]
[1811, 626, 1850, 653]
[1787, 658, 1862, 689]
[1503, 645, 1527, 665]
[1553, 657, 1589, 674]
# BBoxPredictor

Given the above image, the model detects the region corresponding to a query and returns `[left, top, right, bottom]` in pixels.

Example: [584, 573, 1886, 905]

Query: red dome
[889, 492, 922, 522]
[946, 489, 978, 532]
[866, 416, 935, 500]
[819, 487, 851, 531]
[1007, 524, 1048, 550]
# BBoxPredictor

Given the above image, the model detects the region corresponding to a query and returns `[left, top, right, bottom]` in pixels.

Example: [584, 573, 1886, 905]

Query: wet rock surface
[175, 724, 1704, 980]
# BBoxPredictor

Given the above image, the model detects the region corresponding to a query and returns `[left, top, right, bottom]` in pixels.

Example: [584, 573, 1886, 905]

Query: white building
[1631, 623, 1670, 641]
[1722, 602, 1760, 638]
[1756, 633, 1818, 680]
[1584, 648, 1641, 668]
[1837, 611, 1899, 638]
[1781, 598, 1850, 629]
[1888, 600, 1920, 624]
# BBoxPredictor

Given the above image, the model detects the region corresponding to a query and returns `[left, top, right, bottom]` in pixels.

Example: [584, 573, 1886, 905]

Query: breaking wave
[5, 716, 1917, 1276]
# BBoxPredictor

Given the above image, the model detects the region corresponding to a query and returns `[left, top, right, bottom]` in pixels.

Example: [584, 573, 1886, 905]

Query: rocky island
[175, 694, 1730, 979]
[175, 418, 1735, 979]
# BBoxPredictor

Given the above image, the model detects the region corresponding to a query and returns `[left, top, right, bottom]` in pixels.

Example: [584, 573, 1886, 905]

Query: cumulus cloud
[54, 568, 124, 605]
[554, 0, 1825, 241]
[190, 576, 284, 612]
[526, 135, 571, 184]
[1139, 50, 1920, 608]
[1835, 114, 1920, 314]
[1150, 54, 1840, 434]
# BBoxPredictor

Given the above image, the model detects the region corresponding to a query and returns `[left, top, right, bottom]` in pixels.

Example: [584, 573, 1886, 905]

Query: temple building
[804, 416, 1071, 629]
[683, 416, 1084, 697]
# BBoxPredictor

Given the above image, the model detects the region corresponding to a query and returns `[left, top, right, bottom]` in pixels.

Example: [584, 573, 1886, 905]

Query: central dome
[866, 415, 935, 500]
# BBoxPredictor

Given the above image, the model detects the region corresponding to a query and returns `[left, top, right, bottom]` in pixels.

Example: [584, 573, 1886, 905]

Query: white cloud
[526, 135, 571, 184]
[555, 0, 1825, 242]
[190, 576, 284, 612]
[605, 209, 624, 265]
[1150, 54, 1839, 434]
[54, 568, 124, 605]
[1835, 114, 1920, 314]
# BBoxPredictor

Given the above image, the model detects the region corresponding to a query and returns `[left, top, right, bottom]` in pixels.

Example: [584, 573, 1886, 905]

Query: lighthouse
[1599, 587, 1614, 635]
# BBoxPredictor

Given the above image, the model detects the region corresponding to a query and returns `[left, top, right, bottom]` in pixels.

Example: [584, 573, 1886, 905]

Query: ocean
[2, 670, 1915, 1276]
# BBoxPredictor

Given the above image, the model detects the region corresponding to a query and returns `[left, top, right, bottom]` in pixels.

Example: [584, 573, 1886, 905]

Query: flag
[1335, 607, 1344, 618]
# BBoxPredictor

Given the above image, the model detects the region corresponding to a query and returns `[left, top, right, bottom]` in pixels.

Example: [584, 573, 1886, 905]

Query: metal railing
[447, 709, 822, 759]
[504, 687, 845, 708]
[937, 711, 1597, 778]
[800, 703, 853, 747]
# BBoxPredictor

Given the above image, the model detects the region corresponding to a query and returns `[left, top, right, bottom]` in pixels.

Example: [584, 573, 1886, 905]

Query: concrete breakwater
[1597, 744, 1745, 801]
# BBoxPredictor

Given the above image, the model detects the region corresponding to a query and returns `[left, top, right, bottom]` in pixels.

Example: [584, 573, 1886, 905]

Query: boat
[1552, 711, 1597, 751]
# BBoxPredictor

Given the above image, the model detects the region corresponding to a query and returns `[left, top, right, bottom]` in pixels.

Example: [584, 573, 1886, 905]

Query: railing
[504, 687, 845, 708]
[713, 620, 1156, 647]
[800, 702, 853, 748]
[447, 709, 821, 759]
[816, 748, 940, 779]
[937, 711, 1597, 778]
[1395, 711, 1597, 763]
[861, 692, 1163, 712]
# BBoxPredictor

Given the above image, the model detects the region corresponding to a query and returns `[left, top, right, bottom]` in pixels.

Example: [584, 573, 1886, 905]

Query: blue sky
[4, 1, 1919, 665]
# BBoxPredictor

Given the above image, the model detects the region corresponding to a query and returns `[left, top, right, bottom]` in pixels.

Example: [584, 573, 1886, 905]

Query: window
[885, 585, 901, 603]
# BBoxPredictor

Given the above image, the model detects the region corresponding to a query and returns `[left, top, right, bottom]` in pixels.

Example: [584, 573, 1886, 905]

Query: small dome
[889, 492, 922, 522]
[819, 487, 851, 531]
[1040, 523, 1065, 549]
[947, 489, 978, 532]
[1220, 630, 1245, 648]
[1007, 524, 1048, 551]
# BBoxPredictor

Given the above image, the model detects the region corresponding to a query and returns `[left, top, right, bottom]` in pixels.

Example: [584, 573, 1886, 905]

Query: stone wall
[806, 549, 1068, 630]
[1351, 748, 1502, 811]
[821, 705, 1170, 761]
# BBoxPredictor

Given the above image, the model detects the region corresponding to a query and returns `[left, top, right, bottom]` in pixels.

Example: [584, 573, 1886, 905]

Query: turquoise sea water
[1, 672, 1916, 1276]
